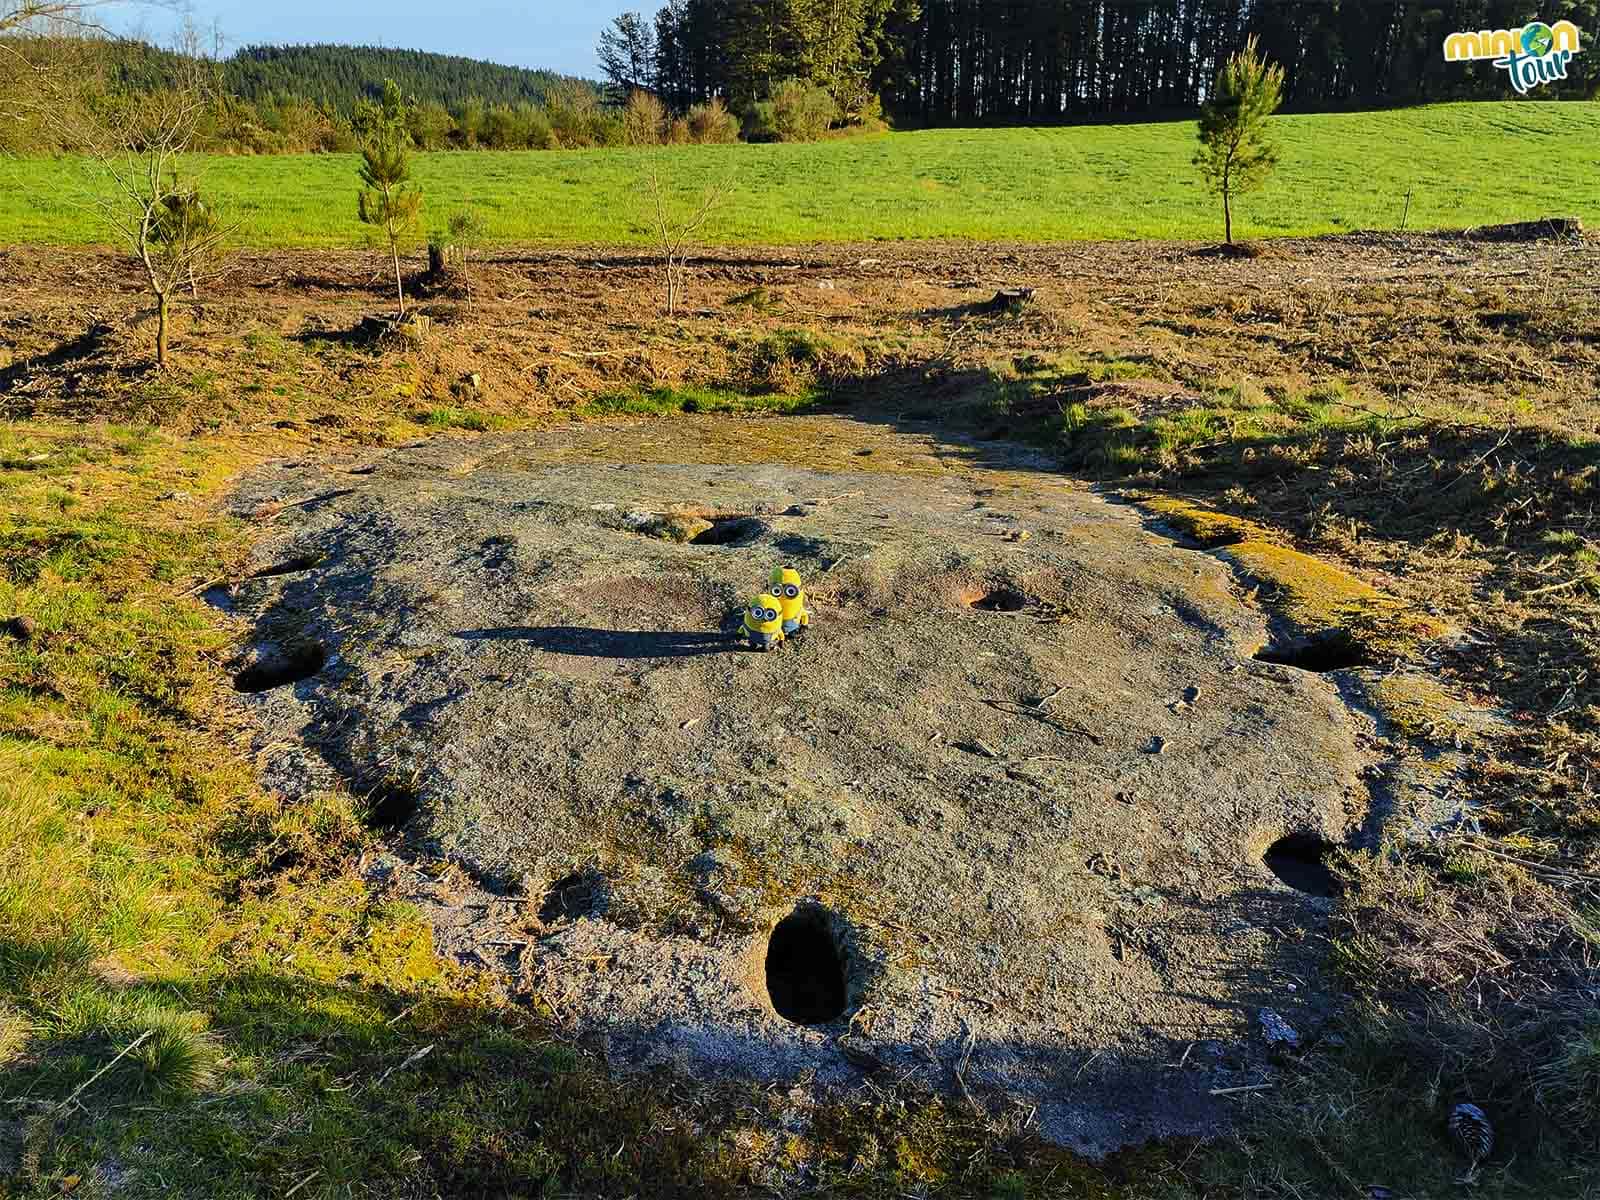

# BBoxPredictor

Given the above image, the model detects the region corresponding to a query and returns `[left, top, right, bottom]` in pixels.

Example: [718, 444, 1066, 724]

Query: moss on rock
[1139, 495, 1447, 662]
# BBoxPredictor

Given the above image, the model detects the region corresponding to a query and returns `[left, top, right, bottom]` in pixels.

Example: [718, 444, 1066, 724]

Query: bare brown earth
[3, 231, 1594, 442]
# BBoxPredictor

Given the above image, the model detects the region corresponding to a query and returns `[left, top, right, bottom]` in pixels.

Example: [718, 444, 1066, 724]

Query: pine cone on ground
[1448, 1102, 1494, 1169]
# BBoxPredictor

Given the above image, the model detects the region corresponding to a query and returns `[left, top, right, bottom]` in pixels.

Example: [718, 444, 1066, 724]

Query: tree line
[24, 28, 1293, 372]
[0, 38, 614, 154]
[612, 0, 1598, 124]
[11, 2, 1595, 158]
[62, 40, 583, 113]
[224, 45, 578, 114]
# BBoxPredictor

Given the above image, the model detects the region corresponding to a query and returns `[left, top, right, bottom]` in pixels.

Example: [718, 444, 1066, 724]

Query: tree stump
[427, 242, 464, 277]
[984, 287, 1036, 316]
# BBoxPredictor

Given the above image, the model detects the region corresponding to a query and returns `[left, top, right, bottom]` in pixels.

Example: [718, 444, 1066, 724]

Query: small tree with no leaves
[621, 88, 667, 145]
[1, 2, 176, 124]
[87, 55, 231, 368]
[643, 160, 727, 317]
[355, 79, 423, 317]
[1194, 36, 1284, 245]
[0, 1, 141, 33]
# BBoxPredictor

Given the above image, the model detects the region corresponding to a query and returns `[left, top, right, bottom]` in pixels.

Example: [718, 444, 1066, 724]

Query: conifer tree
[355, 78, 423, 316]
[598, 12, 658, 102]
[1193, 35, 1284, 246]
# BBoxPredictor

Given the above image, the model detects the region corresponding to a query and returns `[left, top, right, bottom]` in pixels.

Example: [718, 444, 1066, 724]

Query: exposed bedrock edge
[1123, 487, 1506, 843]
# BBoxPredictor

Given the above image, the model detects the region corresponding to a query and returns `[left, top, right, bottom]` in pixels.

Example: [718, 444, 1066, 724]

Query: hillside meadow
[3, 100, 1596, 247]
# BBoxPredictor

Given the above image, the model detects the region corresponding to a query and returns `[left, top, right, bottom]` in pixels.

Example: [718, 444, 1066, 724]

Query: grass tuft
[1537, 1017, 1600, 1134]
[410, 405, 499, 432]
[127, 1008, 219, 1097]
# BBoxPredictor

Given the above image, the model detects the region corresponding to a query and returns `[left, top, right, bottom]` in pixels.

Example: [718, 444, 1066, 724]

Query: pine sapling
[355, 79, 423, 317]
[1194, 36, 1284, 246]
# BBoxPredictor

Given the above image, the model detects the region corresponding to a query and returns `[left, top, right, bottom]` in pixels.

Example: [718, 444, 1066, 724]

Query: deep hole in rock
[970, 586, 1027, 613]
[1264, 834, 1340, 897]
[1253, 630, 1367, 673]
[250, 553, 323, 580]
[232, 643, 327, 694]
[540, 870, 608, 924]
[765, 905, 847, 1026]
[691, 517, 765, 547]
[364, 784, 419, 832]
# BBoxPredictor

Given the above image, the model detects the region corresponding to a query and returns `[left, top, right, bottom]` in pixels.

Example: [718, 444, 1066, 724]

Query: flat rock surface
[220, 415, 1375, 1156]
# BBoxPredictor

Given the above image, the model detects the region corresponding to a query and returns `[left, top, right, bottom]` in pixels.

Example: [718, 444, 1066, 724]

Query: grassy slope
[4, 101, 1597, 247]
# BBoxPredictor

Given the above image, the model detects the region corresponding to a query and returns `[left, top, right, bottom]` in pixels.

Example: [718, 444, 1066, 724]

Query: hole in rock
[232, 643, 326, 694]
[363, 784, 418, 832]
[765, 905, 847, 1026]
[1264, 834, 1339, 897]
[1253, 630, 1366, 673]
[691, 517, 766, 547]
[540, 870, 608, 924]
[250, 553, 323, 580]
[970, 586, 1027, 613]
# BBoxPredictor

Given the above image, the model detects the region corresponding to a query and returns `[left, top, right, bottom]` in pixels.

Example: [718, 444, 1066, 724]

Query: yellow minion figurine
[770, 566, 811, 638]
[743, 594, 785, 652]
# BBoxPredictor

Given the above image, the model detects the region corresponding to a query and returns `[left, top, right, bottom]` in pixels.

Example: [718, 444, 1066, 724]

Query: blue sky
[111, 1, 639, 77]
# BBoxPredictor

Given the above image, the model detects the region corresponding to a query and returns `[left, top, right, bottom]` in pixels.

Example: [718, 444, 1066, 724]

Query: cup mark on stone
[965, 584, 1028, 613]
[362, 782, 420, 832]
[479, 535, 516, 571]
[1253, 629, 1366, 673]
[539, 869, 610, 924]
[232, 642, 327, 694]
[249, 552, 325, 580]
[1263, 834, 1340, 897]
[691, 516, 768, 547]
[765, 903, 848, 1026]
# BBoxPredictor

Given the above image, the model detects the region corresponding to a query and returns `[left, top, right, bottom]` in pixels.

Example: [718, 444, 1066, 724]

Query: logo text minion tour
[1444, 20, 1583, 93]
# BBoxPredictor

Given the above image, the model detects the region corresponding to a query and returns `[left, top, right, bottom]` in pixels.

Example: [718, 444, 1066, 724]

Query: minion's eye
[785, 586, 799, 598]
[765, 608, 778, 621]
[749, 606, 761, 618]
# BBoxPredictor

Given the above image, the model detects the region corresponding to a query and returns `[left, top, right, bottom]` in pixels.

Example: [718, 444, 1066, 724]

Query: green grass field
[5, 101, 1597, 247]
